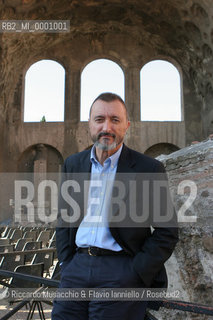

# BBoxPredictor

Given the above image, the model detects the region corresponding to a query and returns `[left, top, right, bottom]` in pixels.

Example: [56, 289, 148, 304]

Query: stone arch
[80, 58, 125, 121]
[80, 54, 125, 74]
[140, 56, 183, 77]
[144, 143, 179, 158]
[23, 59, 65, 122]
[17, 143, 64, 173]
[140, 59, 182, 121]
[23, 56, 67, 76]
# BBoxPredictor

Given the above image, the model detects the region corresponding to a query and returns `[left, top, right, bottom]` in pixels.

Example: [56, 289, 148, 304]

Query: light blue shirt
[75, 144, 123, 251]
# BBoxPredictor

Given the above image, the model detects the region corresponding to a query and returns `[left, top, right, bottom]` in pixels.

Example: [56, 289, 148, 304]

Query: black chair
[1, 226, 11, 237]
[7, 228, 17, 238]
[11, 262, 44, 288]
[0, 225, 7, 237]
[48, 239, 57, 260]
[8, 263, 45, 320]
[10, 229, 23, 242]
[0, 244, 14, 253]
[37, 230, 52, 247]
[45, 227, 55, 238]
[23, 241, 42, 263]
[31, 251, 54, 276]
[0, 253, 25, 282]
[23, 230, 38, 241]
[15, 238, 33, 251]
[0, 238, 10, 245]
[50, 261, 60, 281]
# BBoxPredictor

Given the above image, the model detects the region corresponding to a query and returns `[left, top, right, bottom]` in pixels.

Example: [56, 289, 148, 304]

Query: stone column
[64, 68, 81, 123]
[33, 144, 47, 223]
[125, 67, 141, 121]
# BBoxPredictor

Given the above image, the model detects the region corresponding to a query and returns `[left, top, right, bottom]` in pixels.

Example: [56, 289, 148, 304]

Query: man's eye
[112, 119, 119, 123]
[95, 118, 103, 122]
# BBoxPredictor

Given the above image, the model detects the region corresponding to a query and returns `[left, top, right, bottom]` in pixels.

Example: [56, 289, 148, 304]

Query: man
[52, 92, 178, 320]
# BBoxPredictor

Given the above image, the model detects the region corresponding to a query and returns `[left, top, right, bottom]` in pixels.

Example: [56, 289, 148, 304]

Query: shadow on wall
[17, 143, 64, 173]
[144, 143, 179, 158]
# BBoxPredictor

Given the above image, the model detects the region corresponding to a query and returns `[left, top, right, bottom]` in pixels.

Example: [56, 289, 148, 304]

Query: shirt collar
[90, 144, 123, 168]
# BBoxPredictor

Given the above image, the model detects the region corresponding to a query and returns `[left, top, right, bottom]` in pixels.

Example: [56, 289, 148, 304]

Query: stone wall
[154, 137, 213, 319]
[1, 0, 213, 172]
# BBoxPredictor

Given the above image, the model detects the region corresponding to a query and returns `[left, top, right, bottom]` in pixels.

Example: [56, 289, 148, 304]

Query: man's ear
[126, 120, 130, 130]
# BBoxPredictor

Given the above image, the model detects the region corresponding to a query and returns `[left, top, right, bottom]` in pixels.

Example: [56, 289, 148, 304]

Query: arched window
[140, 60, 182, 121]
[80, 59, 125, 121]
[24, 60, 65, 122]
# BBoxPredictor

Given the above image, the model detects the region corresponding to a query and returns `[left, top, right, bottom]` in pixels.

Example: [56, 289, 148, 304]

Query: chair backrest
[51, 261, 60, 281]
[15, 238, 33, 251]
[10, 229, 23, 242]
[22, 226, 33, 233]
[0, 226, 7, 237]
[0, 244, 14, 253]
[0, 238, 10, 245]
[0, 253, 25, 271]
[23, 240, 42, 251]
[48, 239, 57, 260]
[45, 227, 55, 238]
[1, 226, 11, 238]
[50, 230, 56, 241]
[23, 230, 37, 241]
[31, 251, 54, 274]
[23, 241, 42, 263]
[48, 239, 56, 248]
[36, 230, 51, 247]
[10, 262, 44, 288]
[7, 228, 17, 238]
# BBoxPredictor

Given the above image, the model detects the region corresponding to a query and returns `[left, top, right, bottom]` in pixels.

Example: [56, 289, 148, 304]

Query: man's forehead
[91, 99, 126, 116]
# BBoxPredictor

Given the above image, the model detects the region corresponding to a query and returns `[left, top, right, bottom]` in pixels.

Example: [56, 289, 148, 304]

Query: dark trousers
[52, 251, 148, 320]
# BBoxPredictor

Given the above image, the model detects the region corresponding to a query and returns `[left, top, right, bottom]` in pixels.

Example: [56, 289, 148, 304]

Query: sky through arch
[80, 59, 125, 121]
[24, 59, 65, 122]
[140, 60, 182, 121]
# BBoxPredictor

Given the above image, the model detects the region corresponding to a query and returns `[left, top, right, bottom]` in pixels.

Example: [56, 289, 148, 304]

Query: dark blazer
[56, 145, 178, 303]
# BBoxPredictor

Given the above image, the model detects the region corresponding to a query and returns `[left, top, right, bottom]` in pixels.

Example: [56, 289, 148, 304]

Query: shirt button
[91, 230, 95, 234]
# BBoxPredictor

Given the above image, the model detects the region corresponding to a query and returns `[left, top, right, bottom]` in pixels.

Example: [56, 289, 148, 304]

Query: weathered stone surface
[157, 139, 213, 319]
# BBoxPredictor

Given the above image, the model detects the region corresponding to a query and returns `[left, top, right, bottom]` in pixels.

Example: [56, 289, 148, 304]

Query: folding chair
[37, 230, 52, 247]
[9, 263, 45, 320]
[31, 251, 54, 276]
[15, 238, 33, 251]
[0, 244, 14, 253]
[0, 253, 25, 283]
[0, 238, 10, 245]
[23, 241, 42, 263]
[11, 262, 44, 288]
[10, 229, 23, 243]
[23, 230, 38, 241]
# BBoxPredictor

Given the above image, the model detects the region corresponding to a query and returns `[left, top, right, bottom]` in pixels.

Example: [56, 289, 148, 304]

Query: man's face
[89, 99, 130, 152]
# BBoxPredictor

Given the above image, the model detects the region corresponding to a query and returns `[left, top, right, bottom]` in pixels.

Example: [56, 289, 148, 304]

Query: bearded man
[52, 92, 178, 320]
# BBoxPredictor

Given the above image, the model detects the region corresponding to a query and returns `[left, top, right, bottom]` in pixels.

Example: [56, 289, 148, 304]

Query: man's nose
[102, 120, 112, 132]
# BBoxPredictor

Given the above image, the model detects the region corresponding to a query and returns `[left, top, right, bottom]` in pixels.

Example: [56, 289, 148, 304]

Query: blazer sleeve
[132, 161, 179, 287]
[56, 158, 74, 264]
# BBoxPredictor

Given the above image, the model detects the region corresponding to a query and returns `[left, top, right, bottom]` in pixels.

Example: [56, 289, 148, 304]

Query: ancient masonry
[156, 137, 213, 320]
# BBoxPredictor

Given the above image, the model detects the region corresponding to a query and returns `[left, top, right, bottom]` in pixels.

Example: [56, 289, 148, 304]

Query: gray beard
[94, 140, 117, 151]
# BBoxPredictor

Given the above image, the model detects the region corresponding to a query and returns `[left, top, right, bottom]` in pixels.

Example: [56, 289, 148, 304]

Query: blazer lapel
[117, 144, 136, 173]
[79, 149, 92, 173]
